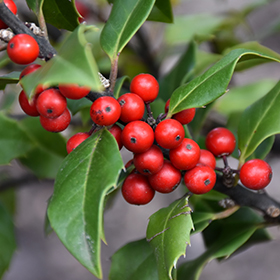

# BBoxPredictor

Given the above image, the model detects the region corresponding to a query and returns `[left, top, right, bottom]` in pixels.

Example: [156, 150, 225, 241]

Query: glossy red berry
[59, 84, 91, 100]
[109, 124, 123, 150]
[75, 0, 90, 23]
[40, 108, 71, 132]
[36, 88, 67, 119]
[121, 120, 154, 153]
[7, 34, 40, 65]
[165, 99, 196, 125]
[155, 119, 185, 149]
[122, 173, 155, 205]
[0, 0, 17, 29]
[184, 164, 216, 194]
[239, 159, 272, 190]
[90, 96, 121, 126]
[66, 132, 90, 154]
[205, 127, 236, 157]
[117, 93, 145, 123]
[130, 73, 159, 103]
[18, 90, 40, 117]
[133, 145, 164, 175]
[169, 138, 200, 170]
[198, 149, 216, 169]
[148, 160, 181, 193]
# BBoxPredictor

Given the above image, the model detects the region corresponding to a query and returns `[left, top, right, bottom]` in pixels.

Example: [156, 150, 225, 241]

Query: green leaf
[158, 41, 196, 102]
[167, 48, 280, 117]
[47, 129, 123, 278]
[0, 202, 16, 278]
[26, 0, 44, 12]
[0, 113, 34, 165]
[19, 117, 67, 178]
[100, 0, 156, 60]
[224, 42, 280, 71]
[238, 80, 280, 164]
[114, 76, 130, 99]
[149, 98, 165, 120]
[21, 25, 102, 98]
[0, 72, 20, 90]
[146, 196, 193, 280]
[147, 0, 173, 23]
[178, 207, 262, 280]
[42, 0, 79, 31]
[67, 98, 92, 115]
[164, 14, 225, 44]
[109, 238, 158, 280]
[0, 87, 18, 112]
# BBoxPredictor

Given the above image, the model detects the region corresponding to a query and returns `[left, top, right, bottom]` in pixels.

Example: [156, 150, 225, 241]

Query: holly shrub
[0, 0, 280, 279]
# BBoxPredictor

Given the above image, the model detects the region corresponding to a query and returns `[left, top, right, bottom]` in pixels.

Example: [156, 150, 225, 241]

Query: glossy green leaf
[146, 196, 193, 280]
[164, 14, 225, 44]
[147, 0, 173, 23]
[21, 25, 102, 98]
[214, 79, 276, 116]
[109, 239, 158, 280]
[100, 0, 156, 60]
[48, 129, 123, 278]
[19, 117, 67, 178]
[167, 48, 280, 117]
[0, 202, 16, 278]
[42, 0, 79, 31]
[0, 72, 20, 90]
[238, 80, 280, 164]
[177, 207, 262, 280]
[158, 41, 196, 102]
[0, 113, 34, 165]
[0, 189, 16, 216]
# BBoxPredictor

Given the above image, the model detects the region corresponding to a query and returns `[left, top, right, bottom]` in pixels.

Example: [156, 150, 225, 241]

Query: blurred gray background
[2, 0, 280, 279]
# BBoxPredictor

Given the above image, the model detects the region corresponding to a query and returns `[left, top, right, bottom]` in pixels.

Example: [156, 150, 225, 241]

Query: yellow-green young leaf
[238, 80, 280, 164]
[146, 196, 193, 280]
[167, 48, 280, 117]
[109, 239, 158, 280]
[47, 129, 123, 279]
[21, 25, 102, 98]
[0, 202, 16, 278]
[0, 113, 34, 165]
[100, 0, 156, 60]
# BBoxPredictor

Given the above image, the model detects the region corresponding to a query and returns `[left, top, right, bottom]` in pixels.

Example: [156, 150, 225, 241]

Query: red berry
[0, 0, 17, 29]
[130, 73, 159, 103]
[36, 88, 67, 119]
[198, 149, 216, 169]
[40, 108, 71, 132]
[117, 93, 145, 123]
[121, 121, 154, 153]
[165, 99, 196, 125]
[109, 124, 123, 150]
[7, 34, 40, 65]
[66, 132, 90, 154]
[205, 127, 236, 157]
[239, 159, 272, 190]
[90, 96, 121, 126]
[18, 90, 40, 117]
[122, 173, 155, 205]
[58, 84, 91, 100]
[148, 160, 181, 193]
[19, 64, 45, 94]
[184, 164, 216, 194]
[155, 119, 185, 149]
[169, 138, 200, 170]
[75, 0, 90, 23]
[133, 145, 164, 175]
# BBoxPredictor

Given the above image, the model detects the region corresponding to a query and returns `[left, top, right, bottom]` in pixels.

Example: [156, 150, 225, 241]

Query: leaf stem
[109, 53, 120, 93]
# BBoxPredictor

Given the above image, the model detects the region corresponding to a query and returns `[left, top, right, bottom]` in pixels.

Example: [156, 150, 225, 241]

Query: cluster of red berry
[18, 63, 92, 133]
